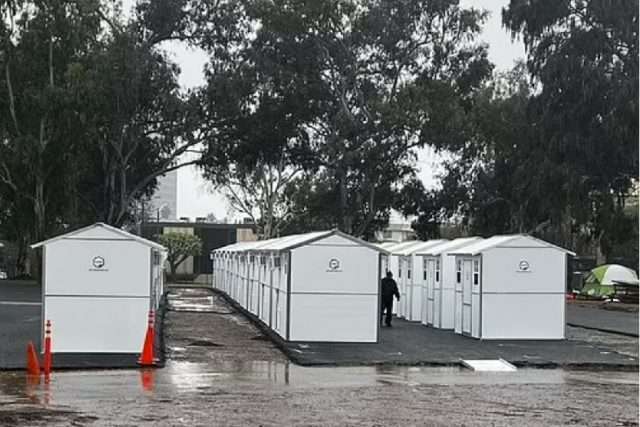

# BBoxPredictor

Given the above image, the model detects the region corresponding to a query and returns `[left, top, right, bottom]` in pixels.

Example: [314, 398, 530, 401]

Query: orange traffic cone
[43, 320, 52, 376]
[26, 341, 40, 376]
[138, 310, 157, 367]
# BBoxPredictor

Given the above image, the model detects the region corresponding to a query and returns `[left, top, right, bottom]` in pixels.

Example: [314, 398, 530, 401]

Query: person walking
[380, 271, 400, 327]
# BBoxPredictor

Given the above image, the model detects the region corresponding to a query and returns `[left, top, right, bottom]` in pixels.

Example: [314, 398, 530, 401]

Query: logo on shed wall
[90, 256, 107, 271]
[517, 260, 531, 272]
[327, 258, 342, 272]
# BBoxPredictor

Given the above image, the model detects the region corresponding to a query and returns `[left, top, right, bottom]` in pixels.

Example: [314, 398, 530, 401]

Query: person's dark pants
[380, 298, 393, 326]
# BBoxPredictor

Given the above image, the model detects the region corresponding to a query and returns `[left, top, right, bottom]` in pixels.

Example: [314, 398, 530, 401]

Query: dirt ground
[0, 286, 638, 426]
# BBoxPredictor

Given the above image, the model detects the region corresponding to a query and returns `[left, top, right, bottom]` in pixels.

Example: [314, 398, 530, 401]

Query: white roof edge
[393, 239, 448, 255]
[525, 235, 576, 256]
[415, 237, 484, 256]
[449, 234, 576, 256]
[31, 222, 166, 251]
[211, 230, 391, 254]
[386, 240, 424, 254]
[327, 230, 391, 254]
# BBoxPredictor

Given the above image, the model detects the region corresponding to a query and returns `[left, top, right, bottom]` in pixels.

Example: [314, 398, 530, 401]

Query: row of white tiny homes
[212, 230, 388, 343]
[393, 240, 446, 321]
[378, 234, 573, 340]
[416, 237, 482, 329]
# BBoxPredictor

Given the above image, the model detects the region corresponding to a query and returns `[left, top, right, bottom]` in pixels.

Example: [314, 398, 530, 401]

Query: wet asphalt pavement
[0, 286, 638, 426]
[567, 303, 639, 336]
[0, 281, 41, 369]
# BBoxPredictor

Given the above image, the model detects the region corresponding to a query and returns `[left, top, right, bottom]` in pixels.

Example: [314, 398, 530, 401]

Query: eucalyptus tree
[0, 0, 104, 247]
[200, 0, 492, 238]
[503, 0, 639, 257]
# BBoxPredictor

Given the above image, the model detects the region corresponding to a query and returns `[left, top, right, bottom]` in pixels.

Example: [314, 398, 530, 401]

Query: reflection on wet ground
[0, 364, 638, 426]
[1, 363, 638, 403]
[1, 286, 637, 426]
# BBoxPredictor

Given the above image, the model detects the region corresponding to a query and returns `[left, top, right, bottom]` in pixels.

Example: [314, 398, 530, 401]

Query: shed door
[462, 259, 473, 335]
[433, 258, 441, 328]
[399, 257, 408, 317]
[426, 259, 435, 325]
[420, 256, 428, 324]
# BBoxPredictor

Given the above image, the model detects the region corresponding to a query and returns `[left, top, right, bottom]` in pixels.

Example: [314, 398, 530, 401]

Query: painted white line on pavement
[0, 301, 42, 306]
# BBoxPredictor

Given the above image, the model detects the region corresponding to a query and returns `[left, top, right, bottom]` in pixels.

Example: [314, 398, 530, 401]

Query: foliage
[0, 0, 243, 276]
[73, 25, 205, 226]
[501, 0, 638, 258]
[156, 232, 202, 278]
[200, 0, 492, 238]
[0, 0, 105, 273]
[220, 159, 301, 239]
[418, 0, 638, 262]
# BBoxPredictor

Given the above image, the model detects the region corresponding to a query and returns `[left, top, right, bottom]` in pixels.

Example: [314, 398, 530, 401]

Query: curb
[567, 323, 639, 338]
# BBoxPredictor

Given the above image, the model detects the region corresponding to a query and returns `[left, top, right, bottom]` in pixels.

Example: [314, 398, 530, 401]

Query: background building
[149, 170, 178, 221]
[142, 221, 257, 283]
[375, 211, 416, 242]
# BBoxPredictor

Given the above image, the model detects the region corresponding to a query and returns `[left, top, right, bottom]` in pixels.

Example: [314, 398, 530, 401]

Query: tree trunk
[337, 167, 351, 233]
[169, 260, 177, 282]
[34, 176, 46, 243]
[15, 236, 28, 277]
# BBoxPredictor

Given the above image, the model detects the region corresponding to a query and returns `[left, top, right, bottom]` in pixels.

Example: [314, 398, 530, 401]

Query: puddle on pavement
[1, 363, 637, 406]
[165, 288, 236, 314]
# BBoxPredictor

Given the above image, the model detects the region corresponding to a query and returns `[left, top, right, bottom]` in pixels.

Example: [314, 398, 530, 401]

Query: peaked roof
[385, 240, 425, 254]
[392, 239, 448, 256]
[415, 237, 483, 256]
[449, 234, 575, 256]
[377, 241, 401, 249]
[31, 222, 166, 251]
[213, 230, 390, 254]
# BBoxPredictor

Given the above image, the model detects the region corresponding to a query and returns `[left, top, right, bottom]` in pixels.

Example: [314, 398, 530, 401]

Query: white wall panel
[471, 294, 481, 338]
[482, 248, 565, 294]
[46, 240, 150, 297]
[481, 294, 565, 339]
[440, 288, 455, 329]
[289, 294, 377, 342]
[45, 296, 149, 352]
[408, 284, 422, 321]
[290, 245, 378, 294]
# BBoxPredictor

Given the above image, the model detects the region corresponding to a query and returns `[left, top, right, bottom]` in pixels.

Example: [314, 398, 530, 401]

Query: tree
[502, 0, 639, 259]
[200, 0, 492, 238]
[0, 0, 247, 247]
[219, 159, 302, 239]
[0, 0, 103, 246]
[156, 232, 202, 280]
[66, 1, 233, 227]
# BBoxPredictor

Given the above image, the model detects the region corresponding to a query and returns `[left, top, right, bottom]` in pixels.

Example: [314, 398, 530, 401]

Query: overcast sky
[125, 1, 525, 220]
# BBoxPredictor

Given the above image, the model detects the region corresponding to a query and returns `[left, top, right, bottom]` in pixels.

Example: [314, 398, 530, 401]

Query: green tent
[581, 264, 638, 298]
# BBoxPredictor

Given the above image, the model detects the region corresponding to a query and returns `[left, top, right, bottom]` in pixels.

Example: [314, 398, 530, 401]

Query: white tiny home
[415, 237, 482, 329]
[381, 240, 431, 317]
[391, 240, 447, 321]
[449, 235, 574, 340]
[32, 223, 166, 353]
[212, 230, 388, 343]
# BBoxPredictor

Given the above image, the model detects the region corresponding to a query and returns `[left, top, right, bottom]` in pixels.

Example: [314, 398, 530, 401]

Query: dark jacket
[381, 277, 400, 302]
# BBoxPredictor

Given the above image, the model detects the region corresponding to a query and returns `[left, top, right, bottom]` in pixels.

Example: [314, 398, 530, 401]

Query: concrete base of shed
[44, 353, 143, 369]
[211, 288, 638, 369]
[282, 318, 638, 368]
